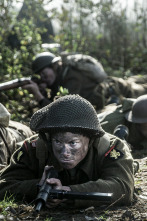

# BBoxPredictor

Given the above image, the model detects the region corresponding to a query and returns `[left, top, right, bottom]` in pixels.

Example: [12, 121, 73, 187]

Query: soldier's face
[40, 67, 56, 86]
[51, 132, 90, 169]
[137, 123, 147, 138]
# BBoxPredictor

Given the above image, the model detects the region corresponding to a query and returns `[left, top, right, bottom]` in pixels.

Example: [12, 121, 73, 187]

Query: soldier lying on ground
[0, 95, 134, 208]
[98, 94, 147, 156]
[22, 52, 107, 110]
[22, 51, 147, 110]
[0, 103, 34, 169]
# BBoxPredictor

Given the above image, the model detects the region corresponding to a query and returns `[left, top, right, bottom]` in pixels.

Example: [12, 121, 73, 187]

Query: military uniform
[107, 76, 147, 99]
[39, 66, 107, 110]
[38, 53, 107, 109]
[0, 95, 134, 208]
[39, 74, 147, 110]
[0, 132, 134, 207]
[99, 98, 147, 151]
[0, 103, 34, 166]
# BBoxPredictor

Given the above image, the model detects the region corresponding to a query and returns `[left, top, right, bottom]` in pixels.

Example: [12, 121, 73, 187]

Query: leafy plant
[56, 86, 69, 96]
[0, 194, 17, 216]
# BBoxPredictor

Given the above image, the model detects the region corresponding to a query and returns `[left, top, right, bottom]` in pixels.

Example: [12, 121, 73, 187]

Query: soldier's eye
[70, 140, 79, 146]
[70, 141, 76, 145]
[55, 139, 61, 144]
[52, 139, 61, 144]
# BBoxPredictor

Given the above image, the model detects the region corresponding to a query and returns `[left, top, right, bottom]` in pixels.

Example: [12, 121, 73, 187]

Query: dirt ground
[0, 155, 147, 221]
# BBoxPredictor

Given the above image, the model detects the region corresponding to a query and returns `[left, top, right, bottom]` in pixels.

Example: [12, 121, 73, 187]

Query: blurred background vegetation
[0, 0, 147, 125]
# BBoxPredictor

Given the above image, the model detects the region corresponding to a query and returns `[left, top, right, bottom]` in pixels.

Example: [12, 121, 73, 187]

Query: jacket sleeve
[0, 127, 17, 165]
[0, 129, 7, 165]
[0, 141, 40, 202]
[70, 139, 134, 208]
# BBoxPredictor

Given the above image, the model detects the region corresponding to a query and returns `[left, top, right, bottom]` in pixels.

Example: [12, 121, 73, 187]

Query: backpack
[61, 53, 107, 83]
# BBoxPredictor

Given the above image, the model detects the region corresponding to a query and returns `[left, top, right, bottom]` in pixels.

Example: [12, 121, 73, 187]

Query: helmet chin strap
[39, 131, 54, 156]
[39, 132, 49, 145]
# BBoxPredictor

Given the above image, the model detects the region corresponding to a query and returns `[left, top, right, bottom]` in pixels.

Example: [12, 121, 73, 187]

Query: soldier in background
[98, 94, 147, 156]
[0, 103, 34, 169]
[22, 52, 108, 110]
[22, 51, 147, 111]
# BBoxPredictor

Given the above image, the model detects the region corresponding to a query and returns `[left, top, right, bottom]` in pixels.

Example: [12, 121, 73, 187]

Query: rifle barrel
[49, 190, 113, 202]
[0, 77, 31, 91]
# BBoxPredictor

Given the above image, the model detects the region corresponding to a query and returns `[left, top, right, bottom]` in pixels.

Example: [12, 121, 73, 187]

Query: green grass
[0, 193, 18, 216]
[44, 218, 53, 221]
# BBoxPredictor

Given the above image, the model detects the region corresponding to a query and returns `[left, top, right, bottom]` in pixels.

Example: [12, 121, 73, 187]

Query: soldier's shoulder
[22, 134, 40, 151]
[122, 98, 135, 112]
[101, 133, 131, 161]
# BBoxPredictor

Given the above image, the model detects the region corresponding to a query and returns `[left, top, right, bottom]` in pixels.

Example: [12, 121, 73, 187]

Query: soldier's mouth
[60, 159, 74, 163]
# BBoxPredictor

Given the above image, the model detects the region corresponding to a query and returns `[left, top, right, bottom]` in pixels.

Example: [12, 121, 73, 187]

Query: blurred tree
[52, 0, 147, 76]
[7, 0, 54, 49]
[0, 0, 53, 123]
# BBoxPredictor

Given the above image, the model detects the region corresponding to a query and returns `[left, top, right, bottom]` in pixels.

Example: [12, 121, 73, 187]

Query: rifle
[0, 76, 40, 91]
[35, 167, 113, 212]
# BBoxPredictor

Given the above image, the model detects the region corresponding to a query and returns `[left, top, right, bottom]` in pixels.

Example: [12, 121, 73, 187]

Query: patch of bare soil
[1, 157, 147, 221]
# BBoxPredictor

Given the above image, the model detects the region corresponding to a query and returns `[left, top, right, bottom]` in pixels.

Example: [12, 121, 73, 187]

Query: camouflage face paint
[51, 132, 90, 169]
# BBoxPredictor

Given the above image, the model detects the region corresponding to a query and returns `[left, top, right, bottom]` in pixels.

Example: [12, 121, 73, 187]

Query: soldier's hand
[22, 80, 45, 102]
[39, 165, 53, 186]
[46, 178, 71, 208]
[22, 80, 39, 93]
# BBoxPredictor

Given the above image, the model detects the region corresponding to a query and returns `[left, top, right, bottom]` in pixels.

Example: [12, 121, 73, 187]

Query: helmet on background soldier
[125, 94, 147, 123]
[32, 52, 61, 74]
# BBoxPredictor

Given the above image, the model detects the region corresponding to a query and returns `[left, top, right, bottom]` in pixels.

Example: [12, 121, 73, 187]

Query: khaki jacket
[0, 120, 34, 166]
[99, 98, 147, 151]
[0, 133, 134, 208]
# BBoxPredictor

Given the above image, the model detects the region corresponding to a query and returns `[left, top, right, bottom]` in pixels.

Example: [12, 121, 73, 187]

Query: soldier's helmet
[125, 94, 147, 123]
[32, 52, 61, 73]
[30, 94, 104, 138]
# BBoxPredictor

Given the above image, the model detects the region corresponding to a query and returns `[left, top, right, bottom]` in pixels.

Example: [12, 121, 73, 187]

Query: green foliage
[0, 194, 17, 215]
[56, 86, 69, 96]
[44, 218, 53, 221]
[52, 0, 147, 76]
[0, 0, 51, 123]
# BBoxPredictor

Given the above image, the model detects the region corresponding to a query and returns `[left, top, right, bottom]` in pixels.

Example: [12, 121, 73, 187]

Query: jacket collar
[36, 133, 110, 179]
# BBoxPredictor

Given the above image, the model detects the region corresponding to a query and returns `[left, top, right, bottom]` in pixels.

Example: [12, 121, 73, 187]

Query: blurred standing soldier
[22, 51, 147, 110]
[98, 94, 147, 156]
[0, 103, 34, 169]
[0, 95, 134, 208]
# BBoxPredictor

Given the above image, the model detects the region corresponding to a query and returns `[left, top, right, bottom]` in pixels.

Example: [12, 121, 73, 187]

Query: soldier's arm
[0, 130, 7, 165]
[0, 127, 16, 166]
[70, 139, 134, 207]
[0, 138, 40, 202]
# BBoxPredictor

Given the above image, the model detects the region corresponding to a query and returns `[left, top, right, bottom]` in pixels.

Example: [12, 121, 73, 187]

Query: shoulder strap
[93, 133, 111, 166]
[0, 128, 11, 157]
[98, 133, 111, 156]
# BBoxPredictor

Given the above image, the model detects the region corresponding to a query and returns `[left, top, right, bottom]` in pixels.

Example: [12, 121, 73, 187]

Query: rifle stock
[35, 168, 113, 212]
